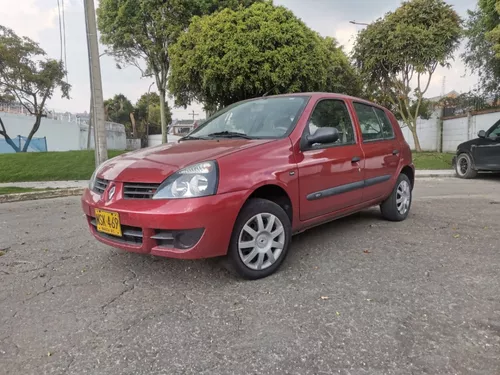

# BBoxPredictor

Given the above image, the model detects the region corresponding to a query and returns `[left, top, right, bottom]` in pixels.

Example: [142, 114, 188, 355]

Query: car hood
[98, 139, 273, 183]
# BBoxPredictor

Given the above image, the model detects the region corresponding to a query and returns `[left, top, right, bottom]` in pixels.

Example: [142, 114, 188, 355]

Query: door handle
[351, 156, 361, 163]
[392, 149, 399, 155]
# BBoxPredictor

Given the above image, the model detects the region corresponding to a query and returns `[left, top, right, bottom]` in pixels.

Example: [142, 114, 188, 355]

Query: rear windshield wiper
[206, 131, 253, 139]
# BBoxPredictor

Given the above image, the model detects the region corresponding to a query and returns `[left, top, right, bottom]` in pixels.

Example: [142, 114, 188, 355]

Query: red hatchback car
[82, 93, 414, 279]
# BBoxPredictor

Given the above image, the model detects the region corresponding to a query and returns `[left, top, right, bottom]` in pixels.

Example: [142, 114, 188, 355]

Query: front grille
[90, 217, 143, 245]
[93, 178, 109, 195]
[123, 182, 160, 199]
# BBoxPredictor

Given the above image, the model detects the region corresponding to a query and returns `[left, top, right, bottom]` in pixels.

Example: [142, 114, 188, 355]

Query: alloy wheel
[237, 213, 285, 271]
[396, 180, 411, 215]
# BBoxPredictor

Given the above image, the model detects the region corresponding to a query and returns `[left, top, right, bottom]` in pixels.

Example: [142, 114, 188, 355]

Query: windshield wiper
[179, 135, 207, 141]
[206, 131, 253, 139]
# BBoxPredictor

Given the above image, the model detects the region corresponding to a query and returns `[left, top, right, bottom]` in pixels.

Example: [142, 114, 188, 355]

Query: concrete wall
[126, 139, 141, 150]
[399, 109, 500, 152]
[0, 112, 80, 151]
[0, 112, 127, 152]
[442, 116, 469, 152]
[79, 122, 127, 150]
[399, 114, 440, 151]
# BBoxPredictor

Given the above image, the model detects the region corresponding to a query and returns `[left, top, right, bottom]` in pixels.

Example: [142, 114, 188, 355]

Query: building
[170, 119, 204, 135]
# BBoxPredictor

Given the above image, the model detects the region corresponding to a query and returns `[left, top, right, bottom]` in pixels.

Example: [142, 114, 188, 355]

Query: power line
[57, 0, 63, 61]
[61, 0, 68, 83]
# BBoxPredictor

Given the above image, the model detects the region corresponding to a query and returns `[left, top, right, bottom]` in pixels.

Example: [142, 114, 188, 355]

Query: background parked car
[453, 119, 500, 178]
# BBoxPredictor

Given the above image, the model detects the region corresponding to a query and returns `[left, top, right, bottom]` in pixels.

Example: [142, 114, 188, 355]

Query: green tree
[168, 3, 360, 112]
[352, 0, 462, 151]
[97, 0, 264, 144]
[0, 25, 70, 152]
[104, 94, 135, 137]
[135, 92, 172, 146]
[462, 0, 500, 95]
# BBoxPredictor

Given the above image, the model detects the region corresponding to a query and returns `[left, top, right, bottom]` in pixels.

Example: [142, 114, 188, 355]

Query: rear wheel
[380, 174, 412, 222]
[226, 198, 291, 280]
[455, 153, 477, 179]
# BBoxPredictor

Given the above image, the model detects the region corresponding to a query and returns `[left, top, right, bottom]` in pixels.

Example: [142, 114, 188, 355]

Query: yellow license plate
[95, 209, 122, 237]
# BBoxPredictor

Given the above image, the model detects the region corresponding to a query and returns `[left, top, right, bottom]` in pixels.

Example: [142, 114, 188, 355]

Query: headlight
[89, 168, 99, 190]
[153, 161, 219, 199]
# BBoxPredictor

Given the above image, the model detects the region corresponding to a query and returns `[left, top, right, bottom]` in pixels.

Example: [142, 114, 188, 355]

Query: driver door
[473, 120, 500, 170]
[297, 98, 364, 221]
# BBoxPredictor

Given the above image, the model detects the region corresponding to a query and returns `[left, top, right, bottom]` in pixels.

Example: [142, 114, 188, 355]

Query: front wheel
[455, 153, 477, 179]
[226, 198, 292, 280]
[380, 174, 412, 222]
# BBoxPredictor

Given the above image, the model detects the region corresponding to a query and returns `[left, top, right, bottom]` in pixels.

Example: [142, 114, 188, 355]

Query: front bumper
[81, 186, 247, 259]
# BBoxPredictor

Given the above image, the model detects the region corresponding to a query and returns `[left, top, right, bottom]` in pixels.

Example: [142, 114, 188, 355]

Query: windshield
[189, 96, 309, 139]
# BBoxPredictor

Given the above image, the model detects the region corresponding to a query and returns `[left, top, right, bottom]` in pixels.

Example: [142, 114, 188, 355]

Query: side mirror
[478, 130, 486, 138]
[306, 127, 339, 146]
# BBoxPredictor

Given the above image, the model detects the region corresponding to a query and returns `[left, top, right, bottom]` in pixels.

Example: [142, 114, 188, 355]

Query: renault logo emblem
[108, 185, 116, 201]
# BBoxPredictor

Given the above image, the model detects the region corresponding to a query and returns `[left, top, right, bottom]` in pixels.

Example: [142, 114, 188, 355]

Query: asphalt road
[1, 177, 499, 375]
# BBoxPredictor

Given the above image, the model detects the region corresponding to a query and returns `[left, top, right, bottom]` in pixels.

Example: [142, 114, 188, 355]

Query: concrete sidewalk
[0, 180, 88, 189]
[415, 169, 455, 178]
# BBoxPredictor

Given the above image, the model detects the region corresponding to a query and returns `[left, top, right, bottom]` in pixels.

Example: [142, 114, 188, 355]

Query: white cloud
[0, 0, 58, 41]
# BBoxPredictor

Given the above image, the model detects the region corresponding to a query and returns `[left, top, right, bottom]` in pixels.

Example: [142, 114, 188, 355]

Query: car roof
[263, 92, 388, 110]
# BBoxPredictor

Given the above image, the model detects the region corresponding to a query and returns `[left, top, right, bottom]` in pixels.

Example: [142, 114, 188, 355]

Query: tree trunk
[159, 89, 168, 144]
[22, 116, 42, 152]
[0, 115, 20, 152]
[130, 112, 137, 138]
[409, 122, 422, 152]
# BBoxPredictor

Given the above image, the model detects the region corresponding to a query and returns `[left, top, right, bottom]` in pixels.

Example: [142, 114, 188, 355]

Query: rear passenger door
[352, 102, 400, 202]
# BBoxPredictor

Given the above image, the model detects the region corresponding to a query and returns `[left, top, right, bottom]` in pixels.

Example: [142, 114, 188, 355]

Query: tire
[455, 153, 477, 179]
[380, 174, 412, 222]
[226, 198, 292, 280]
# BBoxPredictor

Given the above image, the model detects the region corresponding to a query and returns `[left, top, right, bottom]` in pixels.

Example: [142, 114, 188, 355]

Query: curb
[0, 188, 84, 204]
[416, 173, 455, 178]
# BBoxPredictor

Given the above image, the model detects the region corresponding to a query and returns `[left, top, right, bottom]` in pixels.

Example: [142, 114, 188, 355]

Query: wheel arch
[399, 165, 415, 189]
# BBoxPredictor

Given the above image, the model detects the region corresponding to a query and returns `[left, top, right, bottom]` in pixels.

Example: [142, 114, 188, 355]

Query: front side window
[307, 99, 355, 146]
[354, 102, 394, 141]
[188, 96, 308, 139]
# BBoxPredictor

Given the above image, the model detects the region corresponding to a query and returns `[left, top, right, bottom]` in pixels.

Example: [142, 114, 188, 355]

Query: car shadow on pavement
[106, 207, 392, 284]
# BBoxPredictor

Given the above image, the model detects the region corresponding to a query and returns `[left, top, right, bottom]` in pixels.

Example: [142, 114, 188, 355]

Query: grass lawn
[0, 150, 126, 183]
[412, 152, 454, 170]
[0, 149, 453, 183]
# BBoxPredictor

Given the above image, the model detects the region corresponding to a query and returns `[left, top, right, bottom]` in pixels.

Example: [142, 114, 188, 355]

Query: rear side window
[353, 102, 395, 142]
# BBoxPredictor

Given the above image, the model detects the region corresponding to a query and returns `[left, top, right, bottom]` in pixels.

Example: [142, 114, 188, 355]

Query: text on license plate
[95, 209, 122, 237]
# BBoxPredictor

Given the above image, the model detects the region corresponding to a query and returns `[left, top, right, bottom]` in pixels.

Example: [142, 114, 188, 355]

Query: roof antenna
[262, 84, 279, 97]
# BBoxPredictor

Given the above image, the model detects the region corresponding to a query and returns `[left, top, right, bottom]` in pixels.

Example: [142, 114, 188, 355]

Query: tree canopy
[168, 2, 361, 112]
[135, 92, 172, 139]
[353, 0, 462, 151]
[462, 0, 500, 95]
[97, 0, 265, 143]
[0, 25, 70, 152]
[104, 94, 134, 132]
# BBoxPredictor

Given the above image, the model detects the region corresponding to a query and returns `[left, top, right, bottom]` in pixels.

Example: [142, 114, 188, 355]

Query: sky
[0, 0, 480, 120]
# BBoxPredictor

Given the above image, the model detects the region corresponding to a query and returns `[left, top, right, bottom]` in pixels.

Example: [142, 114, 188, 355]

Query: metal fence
[0, 136, 48, 153]
[0, 102, 89, 125]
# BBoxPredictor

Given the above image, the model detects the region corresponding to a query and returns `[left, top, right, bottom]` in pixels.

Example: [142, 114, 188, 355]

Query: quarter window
[307, 99, 355, 146]
[354, 102, 395, 141]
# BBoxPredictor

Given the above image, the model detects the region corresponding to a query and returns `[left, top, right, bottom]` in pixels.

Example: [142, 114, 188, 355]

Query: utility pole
[84, 0, 108, 167]
[189, 109, 199, 122]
